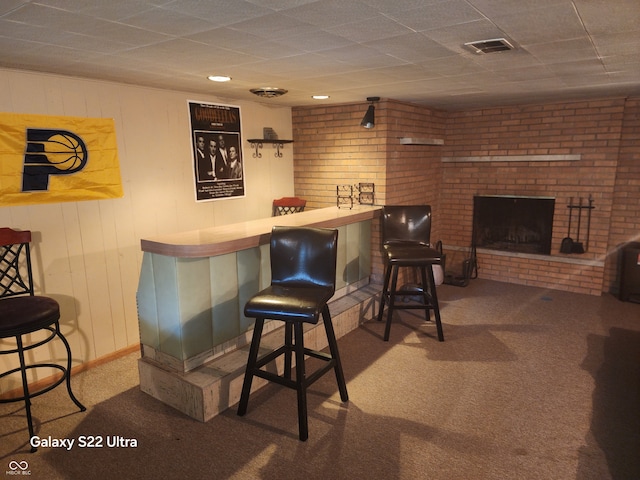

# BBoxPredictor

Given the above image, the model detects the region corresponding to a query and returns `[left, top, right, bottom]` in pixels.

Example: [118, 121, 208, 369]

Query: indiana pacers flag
[0, 112, 123, 206]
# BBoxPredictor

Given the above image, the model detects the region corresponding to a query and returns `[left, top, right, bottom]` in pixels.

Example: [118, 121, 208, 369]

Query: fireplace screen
[473, 195, 555, 254]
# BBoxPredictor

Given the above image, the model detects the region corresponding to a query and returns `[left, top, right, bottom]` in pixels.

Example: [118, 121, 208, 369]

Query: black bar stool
[0, 228, 86, 452]
[376, 205, 445, 342]
[237, 226, 348, 441]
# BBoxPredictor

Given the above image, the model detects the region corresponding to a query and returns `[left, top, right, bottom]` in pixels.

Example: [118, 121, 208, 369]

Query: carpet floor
[1, 278, 639, 479]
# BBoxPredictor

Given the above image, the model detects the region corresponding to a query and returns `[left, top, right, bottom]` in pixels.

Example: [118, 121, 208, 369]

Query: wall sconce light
[360, 96, 380, 129]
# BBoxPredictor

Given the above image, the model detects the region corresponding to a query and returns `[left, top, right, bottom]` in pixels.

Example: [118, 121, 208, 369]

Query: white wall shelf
[399, 137, 444, 145]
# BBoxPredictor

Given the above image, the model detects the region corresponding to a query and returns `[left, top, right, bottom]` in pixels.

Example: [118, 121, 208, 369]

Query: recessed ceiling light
[312, 95, 330, 100]
[208, 75, 231, 82]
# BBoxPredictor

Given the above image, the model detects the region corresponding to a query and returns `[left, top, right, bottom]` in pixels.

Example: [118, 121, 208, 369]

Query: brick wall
[292, 102, 387, 209]
[292, 100, 446, 283]
[439, 98, 626, 295]
[607, 98, 640, 291]
[291, 97, 640, 296]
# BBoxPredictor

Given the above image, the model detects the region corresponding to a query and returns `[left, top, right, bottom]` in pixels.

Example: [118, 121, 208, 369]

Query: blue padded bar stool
[237, 226, 349, 441]
[0, 228, 86, 452]
[376, 205, 445, 342]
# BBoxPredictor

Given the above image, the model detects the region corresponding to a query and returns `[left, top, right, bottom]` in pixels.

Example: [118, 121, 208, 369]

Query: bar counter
[137, 205, 380, 373]
[136, 205, 380, 421]
[141, 205, 380, 258]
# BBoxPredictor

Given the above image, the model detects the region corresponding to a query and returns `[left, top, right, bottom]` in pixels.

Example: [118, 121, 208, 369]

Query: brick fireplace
[473, 195, 556, 255]
[292, 97, 640, 297]
[437, 100, 625, 295]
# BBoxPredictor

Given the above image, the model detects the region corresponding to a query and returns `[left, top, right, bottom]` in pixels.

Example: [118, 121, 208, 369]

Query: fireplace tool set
[560, 195, 594, 254]
[444, 220, 479, 287]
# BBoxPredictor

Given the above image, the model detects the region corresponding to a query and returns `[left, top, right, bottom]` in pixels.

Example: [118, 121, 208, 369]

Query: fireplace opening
[473, 195, 555, 254]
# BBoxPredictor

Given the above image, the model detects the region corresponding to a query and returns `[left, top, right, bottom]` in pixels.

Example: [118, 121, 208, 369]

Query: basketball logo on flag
[23, 129, 88, 191]
[0, 112, 123, 206]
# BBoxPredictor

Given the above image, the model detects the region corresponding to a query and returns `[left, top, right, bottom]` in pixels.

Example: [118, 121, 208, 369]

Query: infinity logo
[8, 460, 29, 470]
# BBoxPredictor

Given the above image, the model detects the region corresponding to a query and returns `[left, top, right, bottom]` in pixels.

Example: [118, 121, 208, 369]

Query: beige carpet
[1, 279, 639, 480]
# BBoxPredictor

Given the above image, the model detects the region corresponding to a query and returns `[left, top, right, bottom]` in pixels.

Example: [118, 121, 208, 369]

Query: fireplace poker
[560, 197, 574, 253]
[586, 194, 594, 251]
[572, 197, 585, 254]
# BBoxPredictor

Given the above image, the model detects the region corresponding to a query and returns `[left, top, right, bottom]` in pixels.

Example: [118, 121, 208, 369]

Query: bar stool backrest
[0, 228, 34, 299]
[272, 197, 306, 216]
[381, 205, 432, 246]
[269, 226, 337, 291]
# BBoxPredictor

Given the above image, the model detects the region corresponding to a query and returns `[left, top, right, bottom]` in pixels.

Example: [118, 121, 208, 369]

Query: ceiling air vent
[464, 38, 514, 54]
[250, 87, 288, 98]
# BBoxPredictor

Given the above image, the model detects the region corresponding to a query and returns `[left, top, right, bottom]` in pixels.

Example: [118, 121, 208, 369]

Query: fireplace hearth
[473, 195, 555, 254]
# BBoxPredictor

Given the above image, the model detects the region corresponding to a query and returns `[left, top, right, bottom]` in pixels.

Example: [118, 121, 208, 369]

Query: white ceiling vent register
[464, 38, 515, 54]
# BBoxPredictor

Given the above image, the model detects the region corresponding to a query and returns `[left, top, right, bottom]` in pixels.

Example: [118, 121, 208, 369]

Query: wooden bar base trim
[138, 288, 377, 422]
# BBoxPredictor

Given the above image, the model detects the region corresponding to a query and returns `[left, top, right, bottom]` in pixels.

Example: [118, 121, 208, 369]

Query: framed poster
[188, 101, 245, 202]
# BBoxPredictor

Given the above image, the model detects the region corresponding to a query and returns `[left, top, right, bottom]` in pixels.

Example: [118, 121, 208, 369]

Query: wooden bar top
[141, 205, 381, 258]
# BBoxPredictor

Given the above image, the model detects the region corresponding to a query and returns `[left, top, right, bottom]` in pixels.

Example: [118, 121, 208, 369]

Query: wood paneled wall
[0, 68, 295, 383]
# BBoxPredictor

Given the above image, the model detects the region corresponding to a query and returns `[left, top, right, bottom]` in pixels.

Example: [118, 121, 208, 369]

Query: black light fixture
[360, 96, 380, 129]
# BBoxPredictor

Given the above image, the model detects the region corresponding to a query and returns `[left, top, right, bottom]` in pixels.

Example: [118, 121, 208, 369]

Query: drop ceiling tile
[420, 55, 490, 77]
[386, 0, 486, 32]
[34, 0, 152, 21]
[574, 0, 640, 35]
[0, 0, 28, 16]
[79, 18, 172, 46]
[366, 32, 456, 63]
[324, 15, 414, 43]
[526, 37, 599, 64]
[228, 37, 306, 60]
[592, 32, 640, 57]
[466, 0, 570, 18]
[318, 43, 406, 68]
[161, 0, 272, 27]
[468, 48, 548, 72]
[282, 0, 379, 28]
[359, 0, 443, 15]
[0, 38, 46, 62]
[0, 19, 74, 45]
[492, 3, 587, 45]
[225, 12, 315, 40]
[4, 3, 108, 36]
[279, 30, 352, 53]
[603, 53, 640, 72]
[118, 6, 217, 36]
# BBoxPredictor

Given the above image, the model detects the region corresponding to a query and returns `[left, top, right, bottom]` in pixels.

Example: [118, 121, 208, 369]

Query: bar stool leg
[384, 264, 400, 341]
[419, 266, 432, 324]
[293, 321, 308, 441]
[322, 306, 349, 402]
[57, 325, 87, 412]
[16, 336, 36, 452]
[237, 318, 265, 416]
[377, 264, 392, 322]
[284, 322, 293, 380]
[426, 266, 444, 342]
